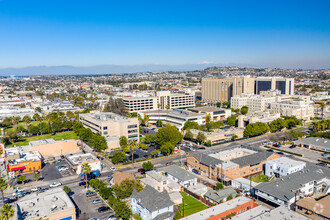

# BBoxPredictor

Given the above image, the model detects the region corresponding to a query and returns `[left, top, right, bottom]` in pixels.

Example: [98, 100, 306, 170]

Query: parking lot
[42, 159, 76, 181]
[71, 185, 114, 220]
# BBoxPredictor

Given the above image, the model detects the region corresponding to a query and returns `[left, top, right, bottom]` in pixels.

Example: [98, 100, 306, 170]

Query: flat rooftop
[188, 106, 228, 113]
[143, 109, 203, 118]
[180, 196, 252, 220]
[29, 138, 56, 146]
[80, 112, 133, 123]
[16, 188, 75, 219]
[66, 153, 98, 165]
[267, 157, 306, 168]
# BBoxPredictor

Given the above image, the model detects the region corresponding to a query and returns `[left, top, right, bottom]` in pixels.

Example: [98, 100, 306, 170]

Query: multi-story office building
[186, 144, 279, 185]
[138, 109, 204, 130]
[231, 93, 276, 112]
[269, 99, 314, 120]
[79, 112, 139, 140]
[123, 91, 195, 112]
[202, 77, 255, 103]
[255, 77, 294, 95]
[187, 106, 231, 121]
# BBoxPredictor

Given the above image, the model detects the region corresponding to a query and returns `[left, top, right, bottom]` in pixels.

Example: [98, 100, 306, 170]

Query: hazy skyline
[0, 0, 329, 72]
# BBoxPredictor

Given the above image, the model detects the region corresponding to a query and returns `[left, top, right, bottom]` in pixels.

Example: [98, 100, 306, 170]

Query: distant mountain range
[0, 63, 220, 76]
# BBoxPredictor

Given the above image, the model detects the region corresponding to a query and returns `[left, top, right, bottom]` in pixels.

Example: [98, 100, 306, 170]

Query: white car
[50, 182, 62, 188]
[58, 166, 68, 171]
[92, 199, 102, 204]
[30, 187, 40, 192]
[110, 167, 116, 172]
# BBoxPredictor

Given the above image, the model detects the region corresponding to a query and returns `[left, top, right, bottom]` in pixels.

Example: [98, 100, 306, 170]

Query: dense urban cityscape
[0, 0, 330, 220]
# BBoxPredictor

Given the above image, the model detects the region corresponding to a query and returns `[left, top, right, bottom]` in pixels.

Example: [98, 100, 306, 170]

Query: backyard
[249, 174, 270, 183]
[178, 191, 208, 217]
[5, 131, 78, 147]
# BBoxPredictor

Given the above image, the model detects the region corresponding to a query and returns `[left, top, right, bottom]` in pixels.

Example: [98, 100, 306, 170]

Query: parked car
[61, 155, 65, 159]
[78, 181, 87, 186]
[141, 170, 146, 175]
[289, 145, 296, 149]
[277, 152, 284, 155]
[30, 187, 40, 192]
[192, 169, 199, 174]
[273, 144, 281, 148]
[266, 149, 274, 152]
[50, 182, 62, 188]
[57, 159, 62, 163]
[88, 218, 99, 220]
[98, 206, 110, 212]
[287, 155, 295, 158]
[316, 162, 327, 167]
[86, 191, 96, 197]
[110, 167, 116, 172]
[107, 216, 118, 220]
[321, 152, 328, 156]
[92, 199, 102, 204]
[137, 168, 145, 172]
[58, 166, 68, 171]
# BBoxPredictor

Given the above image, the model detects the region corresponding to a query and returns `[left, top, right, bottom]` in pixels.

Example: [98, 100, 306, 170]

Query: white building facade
[265, 157, 306, 177]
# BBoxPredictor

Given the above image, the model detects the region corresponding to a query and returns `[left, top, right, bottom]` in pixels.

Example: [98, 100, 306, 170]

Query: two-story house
[131, 185, 175, 220]
[164, 165, 197, 188]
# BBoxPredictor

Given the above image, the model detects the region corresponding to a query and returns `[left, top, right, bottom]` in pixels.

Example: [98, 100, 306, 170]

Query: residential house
[204, 187, 237, 204]
[296, 195, 330, 220]
[164, 165, 197, 188]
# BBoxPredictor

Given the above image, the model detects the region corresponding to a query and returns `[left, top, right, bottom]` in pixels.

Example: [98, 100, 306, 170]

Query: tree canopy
[244, 122, 270, 137]
[156, 124, 183, 146]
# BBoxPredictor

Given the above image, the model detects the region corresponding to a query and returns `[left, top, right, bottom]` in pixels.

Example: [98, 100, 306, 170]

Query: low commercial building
[66, 153, 101, 174]
[265, 157, 306, 178]
[131, 185, 175, 220]
[33, 100, 81, 113]
[28, 139, 80, 158]
[16, 188, 76, 220]
[164, 165, 197, 188]
[5, 149, 42, 174]
[0, 106, 36, 121]
[254, 165, 330, 208]
[189, 128, 244, 144]
[80, 112, 139, 140]
[296, 195, 330, 220]
[187, 106, 231, 121]
[138, 109, 204, 130]
[123, 91, 195, 113]
[294, 137, 330, 152]
[237, 112, 281, 128]
[180, 196, 258, 220]
[187, 144, 280, 185]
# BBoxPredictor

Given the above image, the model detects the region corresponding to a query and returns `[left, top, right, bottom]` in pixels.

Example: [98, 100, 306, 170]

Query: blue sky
[0, 0, 329, 69]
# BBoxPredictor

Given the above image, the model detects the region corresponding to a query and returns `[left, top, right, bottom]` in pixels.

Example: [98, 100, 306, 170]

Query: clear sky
[0, 0, 329, 69]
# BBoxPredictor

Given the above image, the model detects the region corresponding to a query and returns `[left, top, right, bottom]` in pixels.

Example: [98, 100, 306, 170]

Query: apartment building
[231, 93, 276, 112]
[186, 144, 279, 185]
[269, 99, 314, 120]
[80, 112, 139, 140]
[16, 188, 76, 220]
[187, 106, 231, 121]
[202, 76, 255, 103]
[296, 196, 330, 220]
[265, 157, 306, 177]
[255, 77, 294, 95]
[123, 91, 195, 112]
[254, 165, 330, 208]
[138, 109, 204, 130]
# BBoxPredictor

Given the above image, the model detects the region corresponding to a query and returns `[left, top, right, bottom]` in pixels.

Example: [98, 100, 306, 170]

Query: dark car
[78, 181, 87, 186]
[289, 145, 296, 149]
[277, 152, 284, 155]
[192, 169, 200, 174]
[273, 144, 281, 148]
[86, 191, 96, 197]
[137, 168, 145, 172]
[316, 162, 327, 167]
[199, 147, 206, 150]
[321, 152, 328, 156]
[266, 149, 274, 152]
[141, 170, 146, 175]
[98, 206, 110, 213]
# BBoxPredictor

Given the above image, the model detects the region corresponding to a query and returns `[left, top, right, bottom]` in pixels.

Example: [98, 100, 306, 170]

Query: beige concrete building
[187, 106, 231, 121]
[189, 128, 244, 144]
[29, 139, 80, 157]
[202, 77, 255, 103]
[80, 112, 139, 140]
[123, 91, 195, 112]
[269, 99, 314, 121]
[16, 188, 76, 220]
[296, 196, 330, 220]
[237, 112, 281, 128]
[231, 93, 276, 112]
[66, 153, 101, 174]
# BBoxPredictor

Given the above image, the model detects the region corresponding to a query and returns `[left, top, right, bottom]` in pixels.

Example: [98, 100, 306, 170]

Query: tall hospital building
[202, 76, 294, 103]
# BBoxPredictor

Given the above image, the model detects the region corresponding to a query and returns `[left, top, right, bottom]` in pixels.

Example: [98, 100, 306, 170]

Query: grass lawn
[249, 174, 270, 183]
[5, 120, 47, 133]
[179, 191, 208, 217]
[6, 131, 78, 147]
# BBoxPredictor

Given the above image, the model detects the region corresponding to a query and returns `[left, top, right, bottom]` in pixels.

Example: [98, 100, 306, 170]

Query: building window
[297, 206, 302, 211]
[103, 126, 107, 130]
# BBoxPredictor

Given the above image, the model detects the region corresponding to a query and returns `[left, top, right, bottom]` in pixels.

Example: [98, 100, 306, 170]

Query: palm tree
[0, 178, 8, 205]
[129, 139, 138, 163]
[81, 163, 91, 190]
[11, 116, 20, 130]
[0, 204, 14, 220]
[23, 115, 31, 134]
[144, 115, 149, 127]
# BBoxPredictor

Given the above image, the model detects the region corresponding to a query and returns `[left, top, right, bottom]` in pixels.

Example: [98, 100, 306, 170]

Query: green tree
[244, 122, 270, 137]
[240, 106, 248, 115]
[216, 102, 221, 108]
[29, 125, 40, 135]
[142, 161, 154, 171]
[214, 182, 224, 190]
[156, 120, 163, 127]
[206, 140, 212, 146]
[81, 163, 91, 189]
[196, 132, 206, 144]
[22, 115, 31, 133]
[0, 178, 8, 205]
[139, 143, 148, 150]
[144, 134, 156, 143]
[227, 115, 237, 127]
[183, 121, 199, 130]
[184, 129, 193, 140]
[205, 122, 212, 132]
[34, 173, 41, 181]
[270, 118, 287, 132]
[63, 186, 71, 194]
[160, 142, 174, 156]
[232, 134, 238, 140]
[227, 195, 233, 201]
[119, 136, 128, 148]
[112, 179, 143, 199]
[151, 150, 160, 157]
[222, 101, 230, 109]
[113, 199, 131, 220]
[112, 151, 126, 164]
[16, 175, 26, 184]
[52, 120, 63, 133]
[0, 204, 14, 220]
[156, 124, 183, 146]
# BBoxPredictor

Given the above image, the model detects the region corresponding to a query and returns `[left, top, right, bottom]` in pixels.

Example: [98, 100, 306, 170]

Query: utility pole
[182, 198, 184, 217]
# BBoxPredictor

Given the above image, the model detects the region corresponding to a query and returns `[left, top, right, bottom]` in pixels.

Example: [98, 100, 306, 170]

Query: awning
[10, 166, 25, 171]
